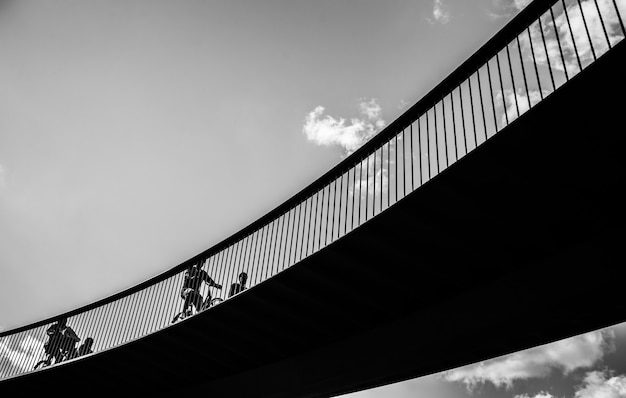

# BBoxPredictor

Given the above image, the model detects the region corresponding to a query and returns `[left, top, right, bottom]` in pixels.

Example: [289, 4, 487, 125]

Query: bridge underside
[3, 41, 625, 397]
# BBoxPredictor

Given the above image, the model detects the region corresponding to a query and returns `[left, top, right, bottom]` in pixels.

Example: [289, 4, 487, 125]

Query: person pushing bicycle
[37, 317, 80, 368]
[179, 262, 222, 317]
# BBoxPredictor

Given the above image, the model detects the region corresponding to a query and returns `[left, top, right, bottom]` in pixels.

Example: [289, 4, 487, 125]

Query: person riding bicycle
[228, 272, 248, 298]
[41, 317, 80, 366]
[180, 262, 222, 317]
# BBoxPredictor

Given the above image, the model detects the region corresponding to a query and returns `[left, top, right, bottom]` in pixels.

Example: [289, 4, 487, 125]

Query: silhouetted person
[75, 337, 94, 358]
[228, 272, 248, 298]
[39, 317, 80, 367]
[180, 262, 222, 316]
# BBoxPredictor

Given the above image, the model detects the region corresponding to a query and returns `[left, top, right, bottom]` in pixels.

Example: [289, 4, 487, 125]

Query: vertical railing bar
[112, 296, 129, 347]
[387, 141, 391, 203]
[343, 171, 348, 236]
[563, 0, 583, 71]
[433, 102, 440, 174]
[550, 5, 570, 80]
[442, 98, 449, 168]
[99, 300, 115, 351]
[278, 210, 288, 272]
[269, 218, 281, 277]
[308, 193, 317, 255]
[226, 244, 237, 297]
[165, 275, 178, 329]
[476, 67, 488, 143]
[242, 233, 253, 286]
[125, 291, 142, 341]
[12, 333, 25, 374]
[130, 285, 146, 342]
[379, 147, 383, 210]
[516, 35, 532, 110]
[216, 249, 228, 299]
[136, 288, 150, 338]
[324, 183, 331, 245]
[505, 44, 520, 116]
[538, 15, 557, 90]
[496, 52, 509, 125]
[303, 196, 312, 259]
[145, 284, 159, 336]
[330, 178, 337, 243]
[402, 127, 406, 197]
[255, 226, 266, 284]
[467, 75, 479, 148]
[486, 58, 499, 134]
[611, 0, 626, 36]
[410, 123, 415, 191]
[294, 202, 304, 263]
[528, 27, 544, 100]
[451, 89, 459, 157]
[358, 160, 364, 226]
[233, 237, 245, 289]
[577, 0, 597, 61]
[252, 228, 262, 283]
[365, 155, 370, 220]
[228, 242, 240, 295]
[269, 219, 280, 278]
[113, 289, 130, 347]
[352, 164, 357, 230]
[373, 149, 377, 215]
[459, 82, 469, 154]
[262, 222, 274, 280]
[593, 0, 612, 48]
[426, 110, 431, 179]
[311, 191, 320, 254]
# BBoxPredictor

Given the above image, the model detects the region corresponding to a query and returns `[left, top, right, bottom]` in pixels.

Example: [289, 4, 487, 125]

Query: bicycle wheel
[34, 359, 50, 370]
[210, 298, 224, 307]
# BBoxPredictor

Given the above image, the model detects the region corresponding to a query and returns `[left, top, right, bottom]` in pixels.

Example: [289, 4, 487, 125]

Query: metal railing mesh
[1, 0, 624, 380]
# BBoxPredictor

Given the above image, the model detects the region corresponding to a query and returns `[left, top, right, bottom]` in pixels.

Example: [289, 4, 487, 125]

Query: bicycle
[170, 296, 224, 324]
[33, 345, 76, 370]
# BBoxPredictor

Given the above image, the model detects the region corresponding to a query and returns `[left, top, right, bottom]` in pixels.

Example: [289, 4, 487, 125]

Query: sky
[0, 0, 528, 332]
[1, 0, 626, 396]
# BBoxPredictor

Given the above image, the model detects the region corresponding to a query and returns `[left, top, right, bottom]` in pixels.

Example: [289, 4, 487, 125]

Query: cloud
[495, 88, 545, 127]
[442, 330, 615, 389]
[430, 0, 451, 24]
[515, 393, 556, 398]
[513, 0, 533, 11]
[0, 334, 45, 378]
[517, 0, 625, 75]
[575, 370, 626, 398]
[303, 99, 386, 155]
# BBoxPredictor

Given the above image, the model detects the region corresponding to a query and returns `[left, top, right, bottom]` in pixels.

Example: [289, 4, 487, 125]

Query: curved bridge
[2, 0, 625, 396]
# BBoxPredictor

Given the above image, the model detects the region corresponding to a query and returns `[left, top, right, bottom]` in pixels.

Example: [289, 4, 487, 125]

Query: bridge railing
[1, 0, 624, 380]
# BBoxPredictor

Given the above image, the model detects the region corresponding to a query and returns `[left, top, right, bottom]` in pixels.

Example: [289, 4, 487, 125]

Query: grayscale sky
[0, 0, 522, 331]
[2, 0, 626, 397]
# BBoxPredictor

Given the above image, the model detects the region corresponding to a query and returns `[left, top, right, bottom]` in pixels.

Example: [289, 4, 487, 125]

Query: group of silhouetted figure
[35, 265, 249, 369]
[34, 317, 94, 369]
[172, 262, 248, 323]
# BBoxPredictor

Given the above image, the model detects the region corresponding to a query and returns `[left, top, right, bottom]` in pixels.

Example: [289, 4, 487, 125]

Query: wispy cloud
[0, 334, 45, 378]
[495, 88, 546, 127]
[513, 0, 533, 11]
[515, 0, 625, 75]
[515, 393, 555, 398]
[442, 330, 615, 389]
[429, 0, 451, 24]
[575, 370, 626, 398]
[303, 98, 386, 155]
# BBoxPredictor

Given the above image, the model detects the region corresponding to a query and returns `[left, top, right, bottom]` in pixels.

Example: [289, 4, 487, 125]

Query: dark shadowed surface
[1, 38, 625, 398]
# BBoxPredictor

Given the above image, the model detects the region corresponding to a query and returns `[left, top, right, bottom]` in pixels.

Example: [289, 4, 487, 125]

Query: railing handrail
[0, 0, 558, 338]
